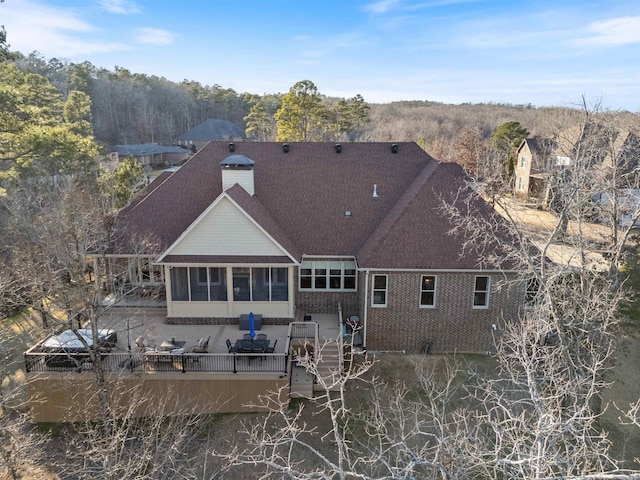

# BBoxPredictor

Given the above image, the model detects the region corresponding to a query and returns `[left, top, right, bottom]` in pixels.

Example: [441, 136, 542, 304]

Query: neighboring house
[513, 137, 555, 202]
[593, 189, 640, 228]
[105, 142, 524, 354]
[176, 119, 246, 150]
[109, 143, 191, 168]
[514, 126, 640, 224]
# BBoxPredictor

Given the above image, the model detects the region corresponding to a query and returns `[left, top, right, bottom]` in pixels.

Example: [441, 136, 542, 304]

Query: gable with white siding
[162, 196, 287, 257]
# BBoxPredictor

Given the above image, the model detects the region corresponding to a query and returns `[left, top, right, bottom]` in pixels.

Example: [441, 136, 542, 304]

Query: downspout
[289, 266, 295, 317]
[165, 265, 172, 317]
[363, 270, 369, 350]
[226, 266, 234, 317]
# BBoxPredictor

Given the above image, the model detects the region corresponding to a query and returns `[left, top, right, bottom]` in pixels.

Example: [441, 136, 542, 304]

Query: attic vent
[335, 144, 342, 153]
[228, 142, 235, 152]
[372, 184, 379, 198]
[282, 143, 290, 153]
[391, 143, 399, 154]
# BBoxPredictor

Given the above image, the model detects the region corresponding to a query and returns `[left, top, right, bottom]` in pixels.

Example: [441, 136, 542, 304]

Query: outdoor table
[158, 340, 186, 352]
[234, 338, 269, 353]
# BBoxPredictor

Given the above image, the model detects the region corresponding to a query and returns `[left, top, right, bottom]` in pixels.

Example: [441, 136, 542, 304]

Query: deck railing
[289, 321, 318, 340]
[24, 351, 289, 375]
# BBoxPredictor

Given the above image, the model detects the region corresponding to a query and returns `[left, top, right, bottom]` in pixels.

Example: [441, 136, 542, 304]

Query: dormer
[220, 154, 255, 196]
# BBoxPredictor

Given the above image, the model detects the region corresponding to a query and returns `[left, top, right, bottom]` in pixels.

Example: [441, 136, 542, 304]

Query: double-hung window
[524, 277, 540, 308]
[371, 275, 388, 307]
[473, 276, 490, 308]
[420, 275, 436, 307]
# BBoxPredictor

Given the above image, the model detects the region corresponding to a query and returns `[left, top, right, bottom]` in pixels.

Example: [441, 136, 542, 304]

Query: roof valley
[356, 159, 440, 263]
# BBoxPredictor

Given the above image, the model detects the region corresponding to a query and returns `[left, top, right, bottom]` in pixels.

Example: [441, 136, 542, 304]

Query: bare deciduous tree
[213, 104, 640, 480]
[0, 321, 50, 480]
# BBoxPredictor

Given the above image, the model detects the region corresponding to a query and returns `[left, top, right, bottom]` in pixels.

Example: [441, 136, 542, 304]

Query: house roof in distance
[518, 137, 556, 174]
[112, 142, 513, 270]
[109, 143, 189, 157]
[177, 119, 245, 141]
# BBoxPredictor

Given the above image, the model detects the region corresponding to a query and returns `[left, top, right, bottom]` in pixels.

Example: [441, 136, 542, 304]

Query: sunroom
[160, 261, 296, 319]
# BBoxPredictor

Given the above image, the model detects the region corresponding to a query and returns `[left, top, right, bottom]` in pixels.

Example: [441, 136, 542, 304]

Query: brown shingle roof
[112, 142, 510, 270]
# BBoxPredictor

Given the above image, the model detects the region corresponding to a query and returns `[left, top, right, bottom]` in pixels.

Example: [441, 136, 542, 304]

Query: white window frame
[520, 155, 527, 168]
[343, 265, 356, 290]
[419, 275, 436, 308]
[371, 274, 388, 307]
[517, 176, 525, 191]
[314, 262, 328, 290]
[473, 275, 490, 309]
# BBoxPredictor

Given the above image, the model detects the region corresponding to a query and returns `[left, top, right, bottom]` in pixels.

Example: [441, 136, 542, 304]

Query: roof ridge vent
[391, 143, 398, 153]
[335, 143, 342, 153]
[282, 143, 290, 153]
[372, 184, 379, 198]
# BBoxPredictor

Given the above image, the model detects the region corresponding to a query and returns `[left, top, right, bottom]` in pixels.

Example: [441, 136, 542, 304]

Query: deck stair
[313, 339, 342, 392]
[290, 364, 314, 398]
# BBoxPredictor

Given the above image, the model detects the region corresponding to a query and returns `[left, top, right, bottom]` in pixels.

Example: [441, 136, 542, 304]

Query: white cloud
[364, 0, 402, 14]
[135, 28, 177, 46]
[574, 16, 640, 46]
[405, 0, 480, 10]
[98, 0, 141, 15]
[364, 0, 478, 14]
[2, 0, 129, 56]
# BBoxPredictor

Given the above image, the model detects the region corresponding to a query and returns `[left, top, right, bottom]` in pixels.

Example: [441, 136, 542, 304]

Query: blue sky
[2, 0, 640, 110]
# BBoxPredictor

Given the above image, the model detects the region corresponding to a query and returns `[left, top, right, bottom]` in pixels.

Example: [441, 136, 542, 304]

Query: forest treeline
[8, 51, 591, 155]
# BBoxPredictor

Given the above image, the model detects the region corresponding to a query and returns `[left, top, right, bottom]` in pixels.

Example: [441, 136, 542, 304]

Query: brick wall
[293, 266, 359, 315]
[365, 271, 522, 353]
[296, 291, 359, 316]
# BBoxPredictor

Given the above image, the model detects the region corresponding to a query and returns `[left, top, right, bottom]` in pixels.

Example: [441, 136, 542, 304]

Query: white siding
[170, 197, 285, 256]
[222, 169, 254, 195]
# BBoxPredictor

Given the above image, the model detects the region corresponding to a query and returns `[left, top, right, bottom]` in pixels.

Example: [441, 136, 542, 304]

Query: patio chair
[257, 333, 267, 341]
[135, 336, 155, 353]
[191, 336, 210, 354]
[266, 339, 277, 353]
[226, 338, 236, 353]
